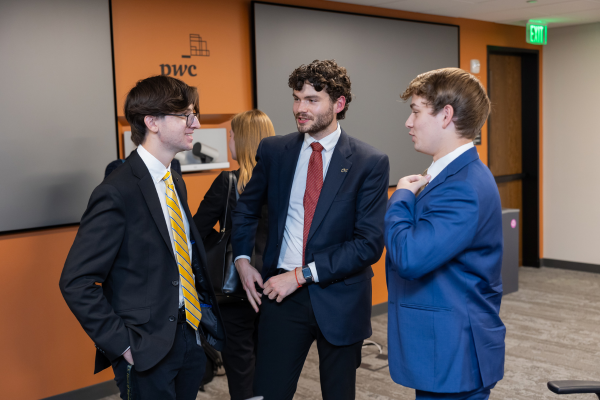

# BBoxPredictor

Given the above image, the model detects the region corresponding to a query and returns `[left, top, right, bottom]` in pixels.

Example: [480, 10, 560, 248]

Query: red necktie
[303, 142, 325, 265]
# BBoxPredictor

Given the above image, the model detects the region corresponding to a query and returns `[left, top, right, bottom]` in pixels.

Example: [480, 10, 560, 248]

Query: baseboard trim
[542, 258, 600, 274]
[41, 380, 119, 400]
[372, 302, 388, 316]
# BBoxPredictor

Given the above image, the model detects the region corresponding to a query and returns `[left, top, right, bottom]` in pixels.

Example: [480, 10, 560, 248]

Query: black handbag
[204, 172, 247, 304]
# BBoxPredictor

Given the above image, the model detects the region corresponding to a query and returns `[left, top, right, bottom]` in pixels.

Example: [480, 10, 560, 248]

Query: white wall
[543, 22, 600, 264]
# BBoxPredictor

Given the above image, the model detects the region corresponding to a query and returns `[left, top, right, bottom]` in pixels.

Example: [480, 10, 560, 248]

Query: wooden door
[488, 54, 523, 266]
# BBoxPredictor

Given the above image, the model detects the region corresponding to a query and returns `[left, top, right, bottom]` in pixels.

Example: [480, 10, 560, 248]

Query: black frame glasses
[160, 112, 199, 127]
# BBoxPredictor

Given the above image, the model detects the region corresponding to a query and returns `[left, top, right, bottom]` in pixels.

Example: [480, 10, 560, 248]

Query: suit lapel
[277, 133, 304, 241]
[307, 130, 352, 244]
[130, 150, 175, 259]
[416, 147, 480, 202]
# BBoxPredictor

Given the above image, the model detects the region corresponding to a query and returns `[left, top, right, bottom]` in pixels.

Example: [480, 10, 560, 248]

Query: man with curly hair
[232, 59, 390, 399]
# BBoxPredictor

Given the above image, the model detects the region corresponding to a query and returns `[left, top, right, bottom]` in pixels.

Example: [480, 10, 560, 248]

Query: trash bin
[501, 208, 520, 295]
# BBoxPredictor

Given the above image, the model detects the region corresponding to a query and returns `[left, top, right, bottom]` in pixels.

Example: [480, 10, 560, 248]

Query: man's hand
[396, 174, 431, 195]
[235, 258, 264, 312]
[123, 348, 134, 365]
[263, 268, 305, 303]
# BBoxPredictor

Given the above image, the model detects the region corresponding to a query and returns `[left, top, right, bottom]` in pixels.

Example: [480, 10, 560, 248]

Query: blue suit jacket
[384, 148, 505, 393]
[232, 130, 389, 346]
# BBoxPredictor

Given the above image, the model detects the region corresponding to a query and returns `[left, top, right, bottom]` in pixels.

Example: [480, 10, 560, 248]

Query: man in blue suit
[232, 60, 389, 399]
[385, 68, 505, 400]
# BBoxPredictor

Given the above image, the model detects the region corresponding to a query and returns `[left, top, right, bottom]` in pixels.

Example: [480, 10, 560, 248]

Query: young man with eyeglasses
[60, 75, 225, 400]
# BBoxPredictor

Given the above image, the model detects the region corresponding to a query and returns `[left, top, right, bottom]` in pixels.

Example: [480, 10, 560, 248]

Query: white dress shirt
[427, 142, 475, 183]
[137, 144, 193, 306]
[236, 123, 342, 283]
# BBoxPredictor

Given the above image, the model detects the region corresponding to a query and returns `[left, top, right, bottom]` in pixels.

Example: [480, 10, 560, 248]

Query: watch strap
[302, 264, 313, 284]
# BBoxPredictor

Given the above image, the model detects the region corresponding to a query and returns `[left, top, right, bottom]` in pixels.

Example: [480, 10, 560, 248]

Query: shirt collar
[137, 144, 171, 184]
[427, 142, 474, 182]
[302, 123, 341, 152]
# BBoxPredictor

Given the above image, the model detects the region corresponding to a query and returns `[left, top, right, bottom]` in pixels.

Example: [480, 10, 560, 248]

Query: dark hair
[400, 68, 490, 140]
[124, 75, 199, 146]
[288, 59, 352, 120]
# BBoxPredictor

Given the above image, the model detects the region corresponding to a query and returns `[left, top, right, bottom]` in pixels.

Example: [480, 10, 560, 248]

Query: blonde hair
[231, 109, 276, 193]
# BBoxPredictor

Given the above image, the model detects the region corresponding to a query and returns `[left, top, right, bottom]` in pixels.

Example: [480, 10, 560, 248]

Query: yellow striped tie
[162, 171, 202, 330]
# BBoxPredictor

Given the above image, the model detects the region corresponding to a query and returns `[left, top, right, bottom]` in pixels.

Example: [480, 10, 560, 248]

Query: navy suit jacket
[232, 129, 389, 346]
[384, 147, 505, 393]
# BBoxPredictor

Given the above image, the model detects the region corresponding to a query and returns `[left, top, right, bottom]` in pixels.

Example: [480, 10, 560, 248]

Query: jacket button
[169, 316, 176, 322]
[172, 280, 178, 286]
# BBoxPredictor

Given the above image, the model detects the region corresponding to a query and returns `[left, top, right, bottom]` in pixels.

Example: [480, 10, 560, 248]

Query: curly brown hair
[288, 59, 352, 120]
[400, 68, 490, 140]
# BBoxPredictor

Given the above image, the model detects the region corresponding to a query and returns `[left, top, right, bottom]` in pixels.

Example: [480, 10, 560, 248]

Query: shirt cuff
[234, 255, 251, 263]
[308, 262, 319, 283]
[121, 346, 130, 356]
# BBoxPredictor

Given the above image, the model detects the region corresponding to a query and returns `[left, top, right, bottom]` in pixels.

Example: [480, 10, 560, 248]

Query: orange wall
[0, 1, 543, 398]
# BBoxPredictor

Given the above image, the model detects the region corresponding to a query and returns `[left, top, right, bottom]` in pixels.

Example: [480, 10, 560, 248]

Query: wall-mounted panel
[254, 3, 459, 185]
[0, 0, 117, 232]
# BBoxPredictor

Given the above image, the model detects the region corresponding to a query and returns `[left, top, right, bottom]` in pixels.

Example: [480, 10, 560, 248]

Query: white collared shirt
[236, 123, 342, 283]
[276, 124, 342, 282]
[427, 142, 475, 183]
[137, 144, 193, 306]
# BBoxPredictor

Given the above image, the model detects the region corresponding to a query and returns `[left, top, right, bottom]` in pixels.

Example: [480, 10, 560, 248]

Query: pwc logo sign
[160, 34, 210, 77]
[160, 64, 197, 77]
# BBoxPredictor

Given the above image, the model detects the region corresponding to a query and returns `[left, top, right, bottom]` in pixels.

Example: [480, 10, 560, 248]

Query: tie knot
[162, 170, 173, 185]
[310, 142, 324, 153]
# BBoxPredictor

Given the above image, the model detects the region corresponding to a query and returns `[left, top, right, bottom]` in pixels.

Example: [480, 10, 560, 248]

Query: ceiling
[325, 0, 600, 28]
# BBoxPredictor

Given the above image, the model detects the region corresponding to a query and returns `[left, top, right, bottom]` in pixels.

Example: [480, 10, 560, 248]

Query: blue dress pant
[111, 322, 206, 400]
[416, 383, 496, 400]
[253, 286, 362, 400]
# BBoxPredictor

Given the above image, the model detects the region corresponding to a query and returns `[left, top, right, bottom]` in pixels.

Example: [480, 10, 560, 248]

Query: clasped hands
[235, 258, 305, 313]
[396, 173, 431, 194]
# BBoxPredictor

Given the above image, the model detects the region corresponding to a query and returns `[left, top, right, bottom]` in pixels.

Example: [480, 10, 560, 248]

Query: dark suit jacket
[105, 156, 181, 179]
[193, 169, 268, 272]
[59, 150, 225, 374]
[384, 148, 505, 392]
[231, 130, 389, 346]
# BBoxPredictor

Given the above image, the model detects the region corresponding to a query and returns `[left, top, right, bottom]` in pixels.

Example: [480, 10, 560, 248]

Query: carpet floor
[100, 267, 600, 399]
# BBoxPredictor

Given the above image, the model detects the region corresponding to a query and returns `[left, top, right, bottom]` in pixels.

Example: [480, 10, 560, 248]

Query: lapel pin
[341, 168, 348, 173]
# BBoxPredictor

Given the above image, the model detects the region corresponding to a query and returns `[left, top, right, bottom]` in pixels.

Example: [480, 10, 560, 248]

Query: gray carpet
[100, 267, 600, 399]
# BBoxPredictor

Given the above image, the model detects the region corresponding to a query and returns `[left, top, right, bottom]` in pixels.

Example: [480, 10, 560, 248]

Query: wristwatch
[301, 265, 314, 284]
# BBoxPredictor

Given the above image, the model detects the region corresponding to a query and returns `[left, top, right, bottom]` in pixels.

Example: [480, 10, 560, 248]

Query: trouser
[220, 300, 259, 400]
[416, 383, 496, 400]
[112, 319, 206, 400]
[253, 286, 362, 400]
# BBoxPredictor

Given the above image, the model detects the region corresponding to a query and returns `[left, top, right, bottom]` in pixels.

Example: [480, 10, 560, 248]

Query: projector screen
[253, 3, 459, 185]
[0, 0, 118, 233]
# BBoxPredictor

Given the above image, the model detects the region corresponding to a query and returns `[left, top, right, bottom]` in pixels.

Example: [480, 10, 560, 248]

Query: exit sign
[526, 21, 547, 45]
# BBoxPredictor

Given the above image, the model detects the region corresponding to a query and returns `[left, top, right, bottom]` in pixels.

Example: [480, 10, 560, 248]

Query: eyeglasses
[160, 112, 199, 127]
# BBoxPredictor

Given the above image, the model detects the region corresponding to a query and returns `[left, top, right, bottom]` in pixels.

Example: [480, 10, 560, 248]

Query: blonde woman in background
[193, 109, 274, 400]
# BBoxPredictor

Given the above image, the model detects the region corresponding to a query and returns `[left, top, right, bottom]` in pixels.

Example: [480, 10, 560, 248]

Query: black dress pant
[220, 300, 259, 400]
[112, 322, 206, 400]
[253, 287, 362, 400]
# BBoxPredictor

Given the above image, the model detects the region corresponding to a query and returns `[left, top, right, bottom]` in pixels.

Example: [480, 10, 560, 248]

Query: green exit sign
[526, 21, 547, 45]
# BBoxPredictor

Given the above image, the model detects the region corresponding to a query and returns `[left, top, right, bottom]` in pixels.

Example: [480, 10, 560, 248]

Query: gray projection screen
[253, 3, 459, 185]
[0, 0, 117, 233]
